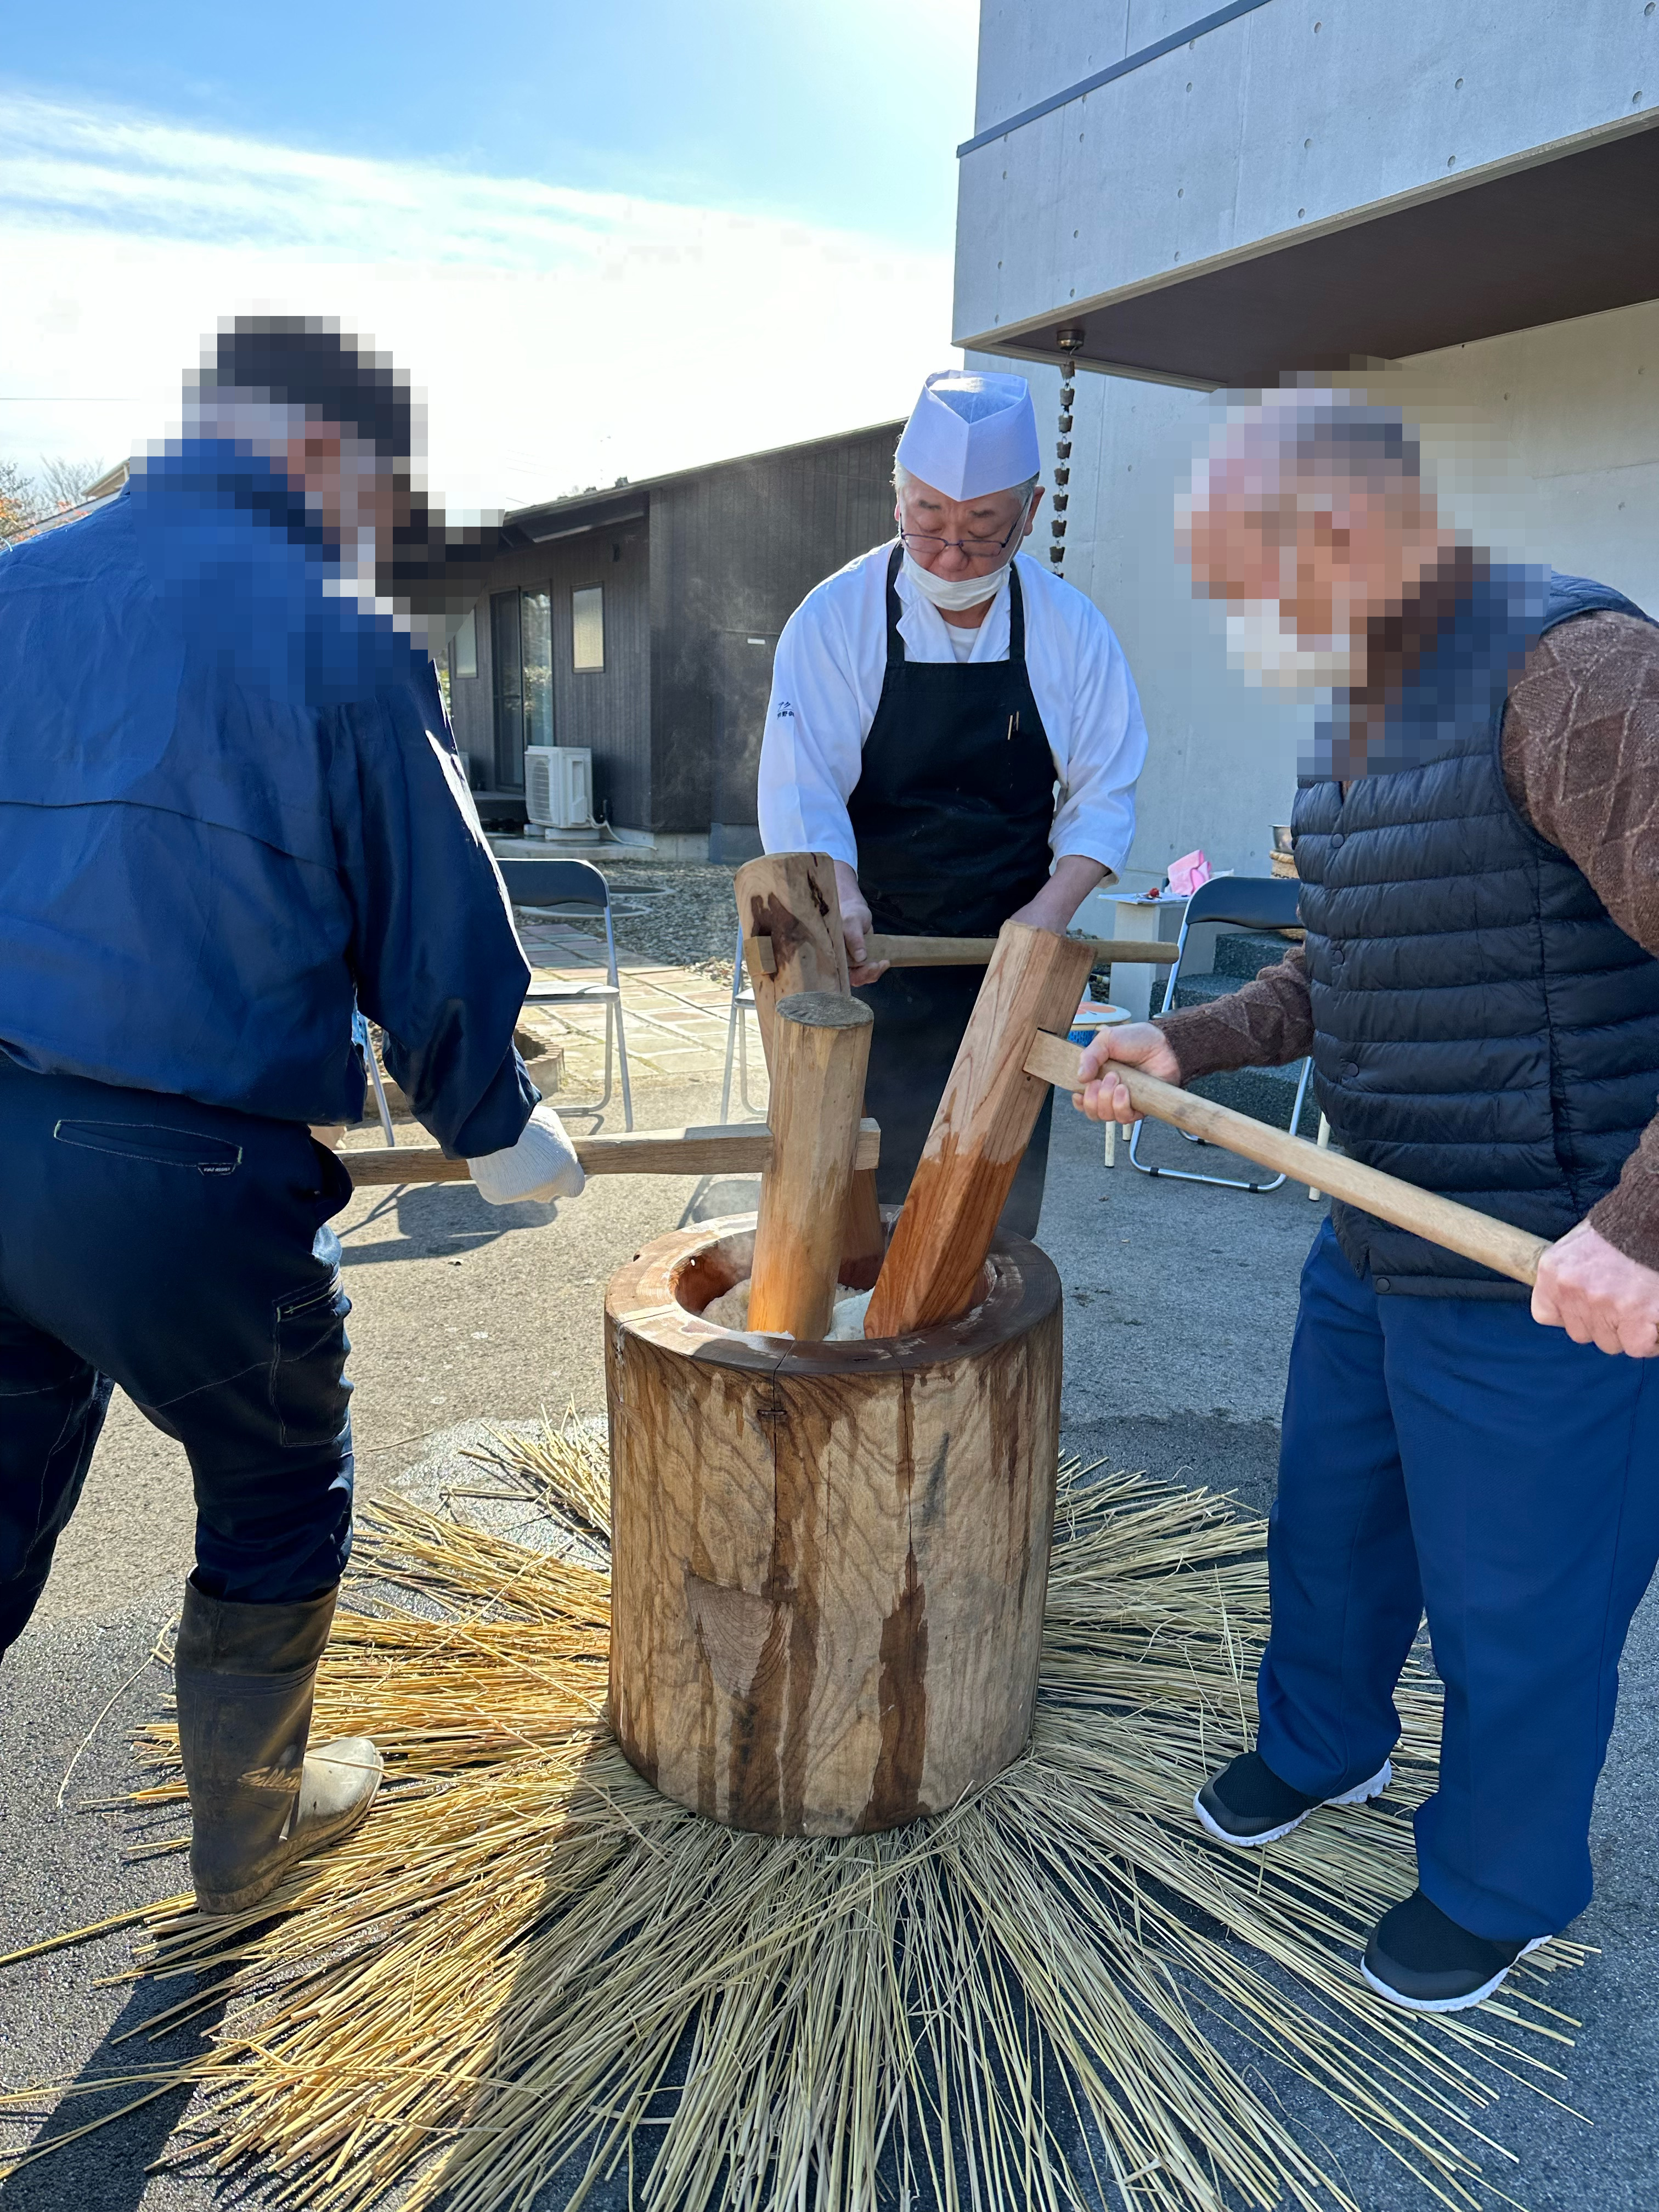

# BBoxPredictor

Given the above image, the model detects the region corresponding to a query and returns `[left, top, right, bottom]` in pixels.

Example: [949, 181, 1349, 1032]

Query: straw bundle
[2, 1419, 1587, 2211]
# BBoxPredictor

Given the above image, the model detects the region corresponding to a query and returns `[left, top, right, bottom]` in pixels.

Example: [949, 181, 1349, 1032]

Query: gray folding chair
[498, 856, 634, 1131]
[1127, 873, 1311, 1192]
[352, 1006, 396, 1145]
[720, 924, 764, 1120]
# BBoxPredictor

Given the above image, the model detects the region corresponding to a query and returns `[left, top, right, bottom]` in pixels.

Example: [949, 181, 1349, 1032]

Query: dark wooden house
[443, 419, 903, 861]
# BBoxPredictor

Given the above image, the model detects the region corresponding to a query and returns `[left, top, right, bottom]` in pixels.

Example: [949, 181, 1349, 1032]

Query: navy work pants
[1259, 1218, 1659, 1940]
[0, 1056, 356, 1654]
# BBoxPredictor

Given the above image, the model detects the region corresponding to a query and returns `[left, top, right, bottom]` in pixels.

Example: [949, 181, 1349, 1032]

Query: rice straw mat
[1, 1420, 1589, 2212]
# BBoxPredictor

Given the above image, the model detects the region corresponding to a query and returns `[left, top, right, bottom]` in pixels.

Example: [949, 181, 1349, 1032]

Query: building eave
[503, 419, 905, 539]
[958, 109, 1659, 388]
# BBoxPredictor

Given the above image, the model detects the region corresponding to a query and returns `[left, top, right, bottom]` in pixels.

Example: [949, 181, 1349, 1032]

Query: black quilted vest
[1292, 570, 1659, 1298]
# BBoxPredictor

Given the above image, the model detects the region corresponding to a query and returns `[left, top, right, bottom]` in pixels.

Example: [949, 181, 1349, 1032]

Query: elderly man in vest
[1077, 392, 1659, 2013]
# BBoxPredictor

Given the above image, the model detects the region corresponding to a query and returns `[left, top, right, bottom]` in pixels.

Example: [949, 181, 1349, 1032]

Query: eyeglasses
[898, 496, 1034, 563]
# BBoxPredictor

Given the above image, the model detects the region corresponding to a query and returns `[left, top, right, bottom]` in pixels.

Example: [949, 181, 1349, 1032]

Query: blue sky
[0, 1, 979, 511]
[2, 0, 975, 242]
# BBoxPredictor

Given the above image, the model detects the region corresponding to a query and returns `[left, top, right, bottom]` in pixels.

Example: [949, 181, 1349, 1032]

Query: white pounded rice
[701, 1278, 873, 1342]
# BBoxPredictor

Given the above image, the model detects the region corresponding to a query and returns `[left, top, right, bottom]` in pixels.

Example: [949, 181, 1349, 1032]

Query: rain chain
[1049, 327, 1085, 573]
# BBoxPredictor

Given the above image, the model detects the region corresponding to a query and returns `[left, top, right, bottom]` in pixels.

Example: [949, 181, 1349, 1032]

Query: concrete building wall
[1396, 301, 1659, 613]
[993, 294, 1659, 895]
[959, 0, 1659, 894]
[960, 0, 1659, 357]
[994, 346, 1295, 893]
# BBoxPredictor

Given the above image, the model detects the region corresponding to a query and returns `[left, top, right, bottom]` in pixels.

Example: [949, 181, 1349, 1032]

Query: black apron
[848, 546, 1059, 1235]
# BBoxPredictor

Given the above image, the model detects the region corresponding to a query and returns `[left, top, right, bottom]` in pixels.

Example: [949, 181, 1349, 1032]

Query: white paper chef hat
[895, 371, 1041, 500]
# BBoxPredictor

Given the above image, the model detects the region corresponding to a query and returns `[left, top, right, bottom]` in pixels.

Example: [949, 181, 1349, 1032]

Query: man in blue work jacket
[0, 317, 583, 1915]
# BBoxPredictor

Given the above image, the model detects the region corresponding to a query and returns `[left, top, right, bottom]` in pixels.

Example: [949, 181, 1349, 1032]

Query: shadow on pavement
[336, 1180, 564, 1267]
[2, 1971, 228, 2211]
[675, 1174, 761, 1229]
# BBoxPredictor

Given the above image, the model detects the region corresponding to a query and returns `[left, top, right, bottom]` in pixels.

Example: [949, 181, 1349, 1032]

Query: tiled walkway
[515, 918, 769, 1110]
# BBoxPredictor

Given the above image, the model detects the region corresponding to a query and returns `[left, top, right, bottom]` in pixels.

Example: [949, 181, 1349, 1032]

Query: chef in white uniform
[757, 370, 1148, 1231]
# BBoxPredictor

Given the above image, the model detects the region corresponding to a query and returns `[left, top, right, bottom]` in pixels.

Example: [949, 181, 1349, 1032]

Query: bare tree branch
[0, 457, 45, 542]
[38, 455, 105, 510]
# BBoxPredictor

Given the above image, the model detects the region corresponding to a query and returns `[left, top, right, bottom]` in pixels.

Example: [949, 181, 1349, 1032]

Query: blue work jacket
[0, 442, 536, 1155]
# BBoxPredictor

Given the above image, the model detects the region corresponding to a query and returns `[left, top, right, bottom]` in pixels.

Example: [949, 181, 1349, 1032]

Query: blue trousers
[1258, 1219, 1659, 1940]
[0, 1055, 356, 1654]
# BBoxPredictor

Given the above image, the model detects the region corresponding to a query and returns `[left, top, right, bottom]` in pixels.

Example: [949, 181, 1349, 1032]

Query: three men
[1079, 393, 1659, 2011]
[16, 320, 1643, 2028]
[0, 318, 582, 1912]
[759, 370, 1147, 1231]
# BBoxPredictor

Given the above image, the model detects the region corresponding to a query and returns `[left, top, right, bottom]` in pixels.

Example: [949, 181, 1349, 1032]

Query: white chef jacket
[757, 543, 1147, 876]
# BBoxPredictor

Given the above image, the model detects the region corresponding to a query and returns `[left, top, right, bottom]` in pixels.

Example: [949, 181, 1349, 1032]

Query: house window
[451, 605, 478, 679]
[572, 585, 604, 672]
[490, 586, 552, 791]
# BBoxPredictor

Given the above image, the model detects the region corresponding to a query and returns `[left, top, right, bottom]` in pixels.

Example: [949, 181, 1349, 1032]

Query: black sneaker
[1194, 1750, 1392, 1847]
[1362, 1889, 1547, 2013]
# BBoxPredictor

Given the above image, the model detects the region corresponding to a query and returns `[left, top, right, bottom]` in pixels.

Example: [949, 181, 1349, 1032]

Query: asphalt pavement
[4, 1082, 1657, 2209]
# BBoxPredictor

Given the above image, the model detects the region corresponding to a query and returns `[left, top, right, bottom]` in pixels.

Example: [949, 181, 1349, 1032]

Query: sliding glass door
[490, 586, 552, 791]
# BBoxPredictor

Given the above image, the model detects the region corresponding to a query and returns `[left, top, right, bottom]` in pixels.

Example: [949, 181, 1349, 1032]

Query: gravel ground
[541, 858, 742, 981]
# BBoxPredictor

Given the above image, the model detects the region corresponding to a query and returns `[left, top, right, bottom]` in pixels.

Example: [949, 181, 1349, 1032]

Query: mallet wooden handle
[866, 924, 1097, 1335]
[748, 992, 873, 1339]
[749, 930, 1189, 970]
[735, 850, 885, 1272]
[866, 933, 1187, 967]
[1022, 1031, 1550, 1289]
[340, 1120, 881, 1188]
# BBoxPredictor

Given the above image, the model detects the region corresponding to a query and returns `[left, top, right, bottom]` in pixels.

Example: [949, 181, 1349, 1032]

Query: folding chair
[720, 924, 764, 1120]
[1127, 873, 1311, 1192]
[1308, 1112, 1333, 1201]
[498, 856, 634, 1131]
[353, 1007, 396, 1145]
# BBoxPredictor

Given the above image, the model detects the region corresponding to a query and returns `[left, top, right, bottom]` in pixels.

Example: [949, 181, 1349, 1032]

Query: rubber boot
[173, 1577, 383, 1915]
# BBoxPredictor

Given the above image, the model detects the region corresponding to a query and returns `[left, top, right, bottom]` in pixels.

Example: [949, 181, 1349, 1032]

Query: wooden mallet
[334, 1119, 880, 1188]
[733, 850, 886, 1274]
[1022, 1032, 1550, 1287]
[865, 925, 1550, 1340]
[746, 990, 874, 1338]
[864, 922, 1097, 1336]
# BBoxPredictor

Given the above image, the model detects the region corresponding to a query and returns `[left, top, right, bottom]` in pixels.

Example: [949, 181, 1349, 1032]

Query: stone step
[1166, 972, 1240, 1011]
[1148, 968, 1322, 1138]
[1186, 1066, 1323, 1139]
[1093, 935, 1323, 1144]
[1212, 928, 1300, 980]
[1087, 929, 1298, 1007]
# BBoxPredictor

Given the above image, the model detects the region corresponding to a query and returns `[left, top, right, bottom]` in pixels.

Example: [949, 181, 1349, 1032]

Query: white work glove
[467, 1103, 585, 1205]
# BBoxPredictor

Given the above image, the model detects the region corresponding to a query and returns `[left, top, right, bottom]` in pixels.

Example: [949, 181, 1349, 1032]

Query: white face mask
[1223, 599, 1365, 692]
[901, 548, 1016, 611]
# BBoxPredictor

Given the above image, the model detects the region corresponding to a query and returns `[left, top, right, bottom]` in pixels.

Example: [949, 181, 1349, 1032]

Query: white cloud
[0, 88, 956, 513]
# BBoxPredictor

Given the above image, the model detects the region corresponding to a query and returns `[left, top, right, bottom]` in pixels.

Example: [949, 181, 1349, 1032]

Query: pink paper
[1167, 848, 1211, 898]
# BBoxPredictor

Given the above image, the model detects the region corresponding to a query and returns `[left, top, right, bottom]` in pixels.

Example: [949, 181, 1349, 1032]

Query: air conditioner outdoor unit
[524, 746, 595, 830]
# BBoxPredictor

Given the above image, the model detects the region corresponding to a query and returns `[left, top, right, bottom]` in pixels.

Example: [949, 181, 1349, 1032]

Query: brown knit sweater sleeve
[1502, 611, 1659, 1268]
[1152, 943, 1314, 1081]
[1149, 612, 1659, 1266]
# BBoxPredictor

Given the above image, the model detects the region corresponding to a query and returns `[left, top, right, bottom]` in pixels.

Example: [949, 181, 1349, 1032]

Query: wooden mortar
[606, 1212, 1062, 1836]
